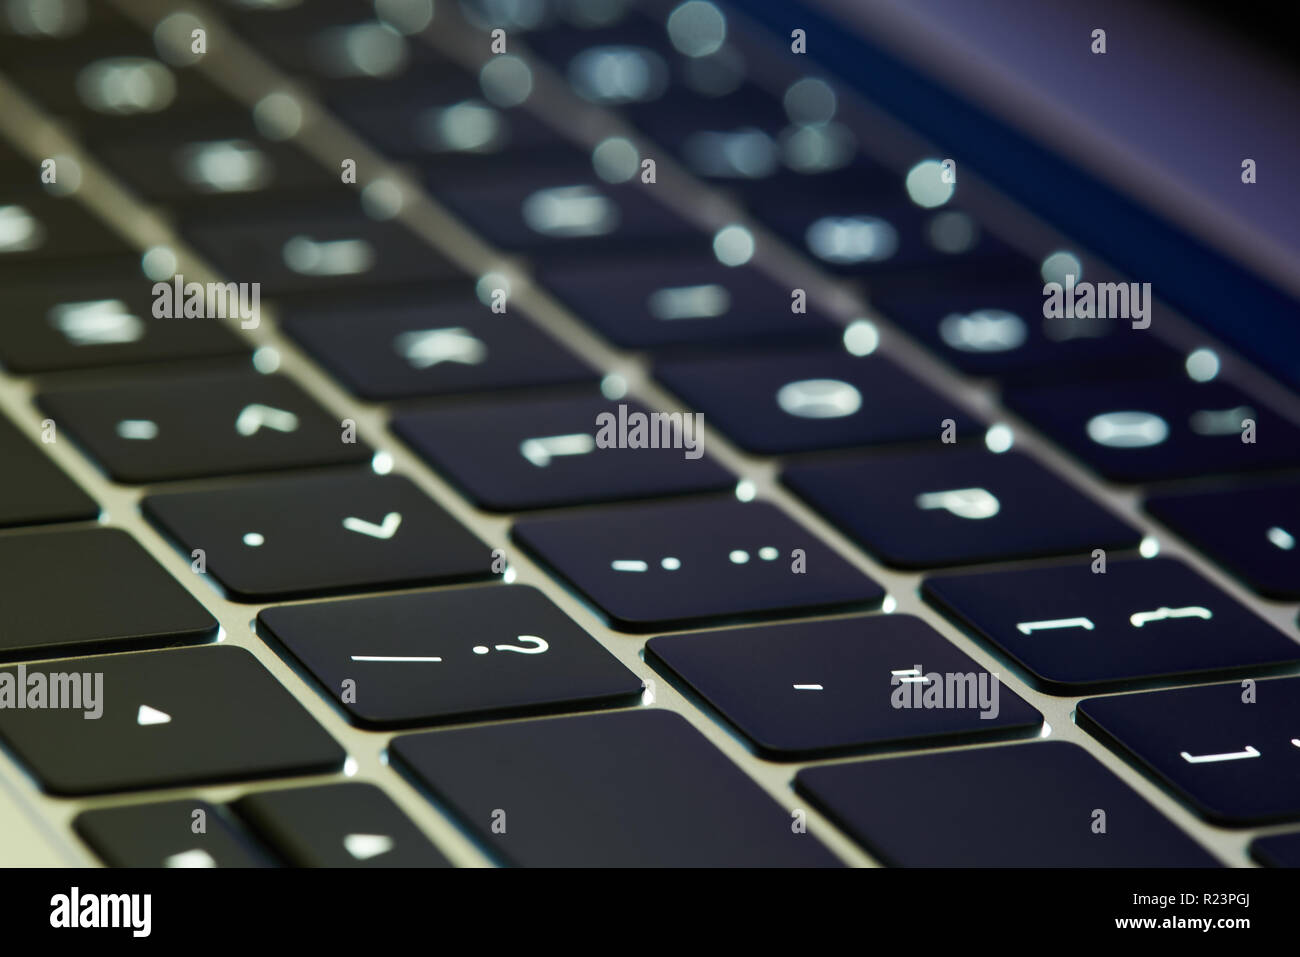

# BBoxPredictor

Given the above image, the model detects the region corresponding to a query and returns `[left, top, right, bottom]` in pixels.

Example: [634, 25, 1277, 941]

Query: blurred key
[392, 709, 841, 866]
[784, 447, 1140, 568]
[0, 414, 98, 528]
[258, 585, 642, 726]
[1251, 832, 1300, 868]
[0, 646, 344, 795]
[0, 527, 216, 661]
[0, 189, 132, 275]
[76, 800, 271, 868]
[647, 615, 1041, 758]
[513, 498, 883, 631]
[394, 393, 733, 510]
[924, 557, 1300, 693]
[145, 472, 491, 601]
[1078, 676, 1300, 825]
[39, 369, 371, 483]
[233, 783, 450, 868]
[1145, 478, 1300, 599]
[657, 347, 978, 454]
[796, 741, 1217, 866]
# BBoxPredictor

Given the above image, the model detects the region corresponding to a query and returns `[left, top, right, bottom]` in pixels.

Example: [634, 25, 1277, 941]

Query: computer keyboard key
[647, 615, 1041, 758]
[795, 741, 1217, 866]
[1003, 377, 1300, 483]
[282, 298, 598, 401]
[0, 646, 345, 795]
[538, 256, 841, 351]
[259, 585, 642, 726]
[1251, 832, 1300, 868]
[0, 414, 98, 528]
[0, 189, 132, 273]
[1145, 478, 1300, 599]
[145, 472, 491, 601]
[233, 783, 450, 868]
[393, 394, 733, 511]
[39, 370, 371, 483]
[513, 499, 884, 631]
[391, 709, 841, 867]
[0, 527, 217, 661]
[924, 558, 1300, 693]
[1078, 676, 1300, 826]
[76, 800, 272, 868]
[784, 447, 1140, 568]
[657, 348, 979, 454]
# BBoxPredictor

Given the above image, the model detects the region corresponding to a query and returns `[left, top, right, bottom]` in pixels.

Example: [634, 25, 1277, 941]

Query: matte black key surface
[657, 348, 978, 454]
[1078, 677, 1300, 826]
[1145, 478, 1300, 599]
[0, 527, 216, 660]
[233, 783, 450, 868]
[647, 615, 1040, 758]
[282, 298, 597, 401]
[259, 585, 642, 726]
[784, 448, 1140, 568]
[394, 394, 733, 511]
[76, 800, 271, 868]
[0, 414, 98, 528]
[1003, 377, 1300, 483]
[392, 710, 841, 867]
[796, 741, 1217, 866]
[539, 256, 841, 350]
[183, 195, 464, 295]
[0, 646, 344, 795]
[0, 278, 249, 373]
[1251, 832, 1300, 867]
[513, 499, 884, 631]
[924, 558, 1300, 693]
[0, 189, 131, 273]
[39, 370, 371, 483]
[145, 473, 491, 601]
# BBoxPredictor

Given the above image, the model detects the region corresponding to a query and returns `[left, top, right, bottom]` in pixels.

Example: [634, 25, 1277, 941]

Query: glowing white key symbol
[49, 299, 144, 345]
[342, 512, 402, 539]
[116, 419, 159, 440]
[1129, 606, 1213, 628]
[519, 433, 595, 467]
[0, 204, 45, 252]
[1189, 406, 1254, 436]
[521, 185, 620, 237]
[938, 310, 1026, 353]
[792, 684, 824, 691]
[891, 666, 931, 684]
[1086, 411, 1169, 448]
[805, 215, 898, 264]
[136, 705, 171, 726]
[915, 487, 1001, 520]
[235, 403, 299, 436]
[1016, 617, 1096, 635]
[282, 236, 375, 276]
[343, 834, 394, 861]
[350, 655, 442, 663]
[646, 283, 732, 320]
[776, 379, 862, 419]
[611, 557, 681, 572]
[1179, 745, 1260, 764]
[394, 327, 487, 369]
[1267, 527, 1295, 551]
[164, 849, 217, 868]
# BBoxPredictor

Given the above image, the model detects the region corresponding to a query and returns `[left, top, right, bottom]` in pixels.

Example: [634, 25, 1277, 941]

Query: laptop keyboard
[0, 0, 1297, 867]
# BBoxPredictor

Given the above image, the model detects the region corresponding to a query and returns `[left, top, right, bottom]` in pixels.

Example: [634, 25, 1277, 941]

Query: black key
[538, 256, 840, 350]
[647, 615, 1040, 758]
[1077, 676, 1300, 826]
[182, 194, 464, 296]
[0, 189, 131, 274]
[795, 741, 1217, 866]
[1145, 478, 1300, 599]
[784, 447, 1140, 568]
[76, 800, 271, 868]
[924, 558, 1300, 693]
[513, 499, 883, 631]
[0, 414, 98, 528]
[392, 709, 841, 866]
[393, 394, 733, 511]
[0, 277, 249, 373]
[869, 287, 1184, 383]
[282, 297, 597, 401]
[145, 472, 491, 601]
[0, 646, 344, 794]
[233, 783, 450, 867]
[0, 527, 216, 661]
[657, 348, 978, 454]
[259, 585, 642, 726]
[1251, 832, 1300, 867]
[1003, 377, 1300, 483]
[39, 370, 370, 483]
